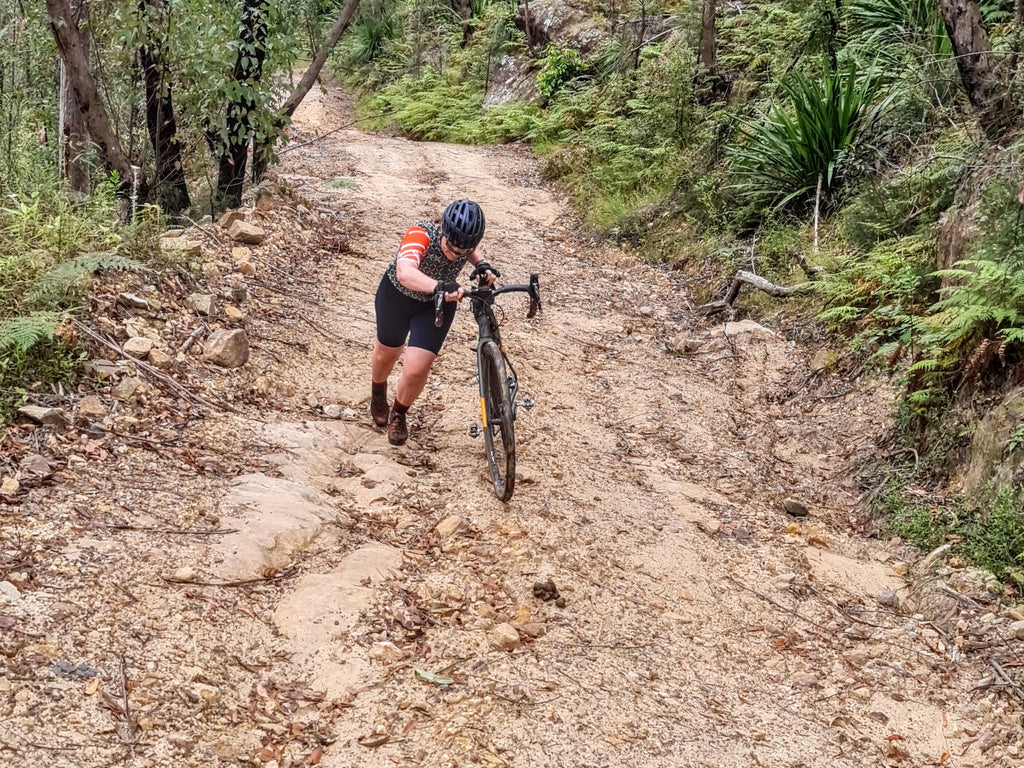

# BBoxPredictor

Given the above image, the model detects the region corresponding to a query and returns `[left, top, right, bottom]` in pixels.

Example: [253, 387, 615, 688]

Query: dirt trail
[1, 83, 1019, 768]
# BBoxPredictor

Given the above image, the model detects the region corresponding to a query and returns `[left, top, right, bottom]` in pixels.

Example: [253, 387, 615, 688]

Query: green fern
[28, 252, 146, 307]
[0, 312, 60, 353]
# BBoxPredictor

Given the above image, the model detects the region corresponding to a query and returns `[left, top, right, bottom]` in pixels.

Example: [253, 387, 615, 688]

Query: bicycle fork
[467, 345, 532, 438]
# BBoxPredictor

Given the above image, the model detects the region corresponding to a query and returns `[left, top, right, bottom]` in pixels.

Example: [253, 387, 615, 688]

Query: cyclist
[371, 199, 499, 445]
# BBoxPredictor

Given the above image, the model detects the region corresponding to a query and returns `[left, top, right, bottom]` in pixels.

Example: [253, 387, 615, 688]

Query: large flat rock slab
[211, 474, 348, 581]
[275, 544, 402, 697]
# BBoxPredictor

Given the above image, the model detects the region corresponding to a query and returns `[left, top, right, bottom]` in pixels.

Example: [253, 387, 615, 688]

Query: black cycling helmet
[442, 199, 486, 250]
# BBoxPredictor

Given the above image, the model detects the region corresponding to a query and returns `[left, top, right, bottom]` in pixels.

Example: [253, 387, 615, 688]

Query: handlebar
[434, 272, 542, 327]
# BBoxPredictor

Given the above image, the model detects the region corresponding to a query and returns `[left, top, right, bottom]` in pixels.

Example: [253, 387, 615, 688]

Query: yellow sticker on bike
[479, 397, 488, 428]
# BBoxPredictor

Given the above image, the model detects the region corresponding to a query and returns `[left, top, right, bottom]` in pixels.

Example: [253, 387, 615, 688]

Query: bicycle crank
[467, 425, 482, 438]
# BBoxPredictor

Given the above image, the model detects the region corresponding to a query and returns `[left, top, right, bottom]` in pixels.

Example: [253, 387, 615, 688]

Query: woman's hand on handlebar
[470, 261, 500, 286]
[439, 280, 463, 302]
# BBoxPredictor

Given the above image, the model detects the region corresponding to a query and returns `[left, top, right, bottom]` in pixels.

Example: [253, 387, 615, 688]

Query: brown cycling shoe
[371, 385, 389, 427]
[387, 408, 408, 446]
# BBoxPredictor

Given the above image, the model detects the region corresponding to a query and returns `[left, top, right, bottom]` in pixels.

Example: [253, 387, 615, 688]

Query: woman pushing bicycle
[371, 199, 499, 446]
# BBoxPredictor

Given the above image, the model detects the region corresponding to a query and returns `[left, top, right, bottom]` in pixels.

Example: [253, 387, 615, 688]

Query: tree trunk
[140, 0, 190, 213]
[252, 0, 361, 182]
[699, 0, 716, 73]
[936, 0, 1012, 139]
[58, 0, 90, 198]
[46, 0, 146, 208]
[214, 0, 269, 211]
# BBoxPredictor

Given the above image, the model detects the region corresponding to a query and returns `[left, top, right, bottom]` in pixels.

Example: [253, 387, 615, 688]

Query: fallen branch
[699, 270, 810, 316]
[73, 320, 225, 412]
[106, 523, 238, 536]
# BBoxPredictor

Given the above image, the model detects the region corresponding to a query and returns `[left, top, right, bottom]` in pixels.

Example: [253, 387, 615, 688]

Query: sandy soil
[1, 81, 1022, 768]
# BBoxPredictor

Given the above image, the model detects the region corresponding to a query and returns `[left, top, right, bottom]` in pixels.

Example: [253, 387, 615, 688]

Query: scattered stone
[235, 260, 257, 277]
[218, 210, 246, 229]
[1010, 620, 1024, 640]
[118, 292, 149, 309]
[489, 623, 521, 651]
[810, 348, 837, 373]
[639, 305, 654, 317]
[322, 404, 342, 419]
[518, 622, 547, 638]
[228, 220, 266, 245]
[434, 515, 464, 540]
[0, 477, 18, 494]
[476, 603, 498, 619]
[148, 348, 173, 368]
[171, 567, 196, 582]
[0, 581, 20, 603]
[721, 319, 777, 338]
[231, 246, 252, 262]
[369, 641, 406, 662]
[111, 377, 141, 401]
[123, 336, 154, 358]
[159, 237, 201, 257]
[1008, 608, 1024, 622]
[877, 590, 900, 609]
[782, 498, 809, 517]
[774, 573, 797, 590]
[82, 359, 120, 379]
[852, 687, 872, 701]
[532, 579, 560, 602]
[224, 305, 244, 321]
[667, 334, 702, 354]
[78, 395, 107, 419]
[790, 672, 819, 688]
[186, 293, 217, 316]
[201, 262, 221, 278]
[203, 329, 249, 368]
[17, 406, 67, 426]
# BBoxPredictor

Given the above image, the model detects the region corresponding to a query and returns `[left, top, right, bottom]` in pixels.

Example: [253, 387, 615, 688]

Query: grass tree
[731, 64, 887, 214]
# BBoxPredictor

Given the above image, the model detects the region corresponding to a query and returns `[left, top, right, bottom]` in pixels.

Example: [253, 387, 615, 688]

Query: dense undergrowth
[327, 0, 1024, 587]
[0, 174, 160, 420]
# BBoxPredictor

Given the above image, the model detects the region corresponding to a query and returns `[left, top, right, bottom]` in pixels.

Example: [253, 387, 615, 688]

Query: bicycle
[434, 272, 541, 501]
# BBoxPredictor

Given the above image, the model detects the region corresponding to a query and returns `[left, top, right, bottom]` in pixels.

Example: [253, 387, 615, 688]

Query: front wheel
[479, 341, 516, 501]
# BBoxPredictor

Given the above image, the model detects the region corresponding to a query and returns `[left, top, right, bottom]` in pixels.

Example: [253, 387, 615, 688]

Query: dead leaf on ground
[358, 732, 389, 748]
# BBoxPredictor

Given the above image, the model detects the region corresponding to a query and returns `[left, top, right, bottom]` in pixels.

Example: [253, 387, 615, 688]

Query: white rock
[123, 336, 154, 358]
[489, 623, 521, 651]
[435, 515, 464, 540]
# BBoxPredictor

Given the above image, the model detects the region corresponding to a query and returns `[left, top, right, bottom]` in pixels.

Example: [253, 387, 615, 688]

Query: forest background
[2, 0, 1024, 587]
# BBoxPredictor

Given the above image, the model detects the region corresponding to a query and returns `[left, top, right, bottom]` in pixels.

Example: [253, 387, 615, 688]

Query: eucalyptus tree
[935, 0, 1012, 138]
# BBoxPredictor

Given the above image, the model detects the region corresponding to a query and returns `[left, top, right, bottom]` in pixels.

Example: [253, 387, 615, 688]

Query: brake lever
[433, 285, 445, 327]
[527, 272, 542, 319]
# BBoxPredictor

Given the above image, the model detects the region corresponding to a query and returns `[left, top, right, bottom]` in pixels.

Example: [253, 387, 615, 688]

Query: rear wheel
[479, 341, 516, 501]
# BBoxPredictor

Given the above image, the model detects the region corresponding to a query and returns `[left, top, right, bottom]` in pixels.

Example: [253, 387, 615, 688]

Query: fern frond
[28, 252, 146, 306]
[0, 312, 61, 353]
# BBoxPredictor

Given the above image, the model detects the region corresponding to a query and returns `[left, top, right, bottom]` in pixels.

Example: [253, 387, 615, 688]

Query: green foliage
[536, 45, 585, 100]
[816, 234, 937, 353]
[883, 481, 1024, 591]
[29, 253, 146, 309]
[731, 64, 888, 210]
[911, 179, 1024, 379]
[0, 312, 79, 421]
[0, 312, 60, 355]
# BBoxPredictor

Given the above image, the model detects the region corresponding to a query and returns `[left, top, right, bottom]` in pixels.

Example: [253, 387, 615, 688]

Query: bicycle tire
[479, 340, 516, 501]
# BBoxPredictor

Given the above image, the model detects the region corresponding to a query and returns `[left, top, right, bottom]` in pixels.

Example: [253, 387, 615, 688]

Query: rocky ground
[2, 82, 1023, 768]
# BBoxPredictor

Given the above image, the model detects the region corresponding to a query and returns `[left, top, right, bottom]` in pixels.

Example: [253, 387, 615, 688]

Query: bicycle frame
[434, 273, 540, 500]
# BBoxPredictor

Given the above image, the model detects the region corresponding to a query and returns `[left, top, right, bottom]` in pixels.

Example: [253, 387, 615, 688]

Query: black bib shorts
[374, 274, 457, 355]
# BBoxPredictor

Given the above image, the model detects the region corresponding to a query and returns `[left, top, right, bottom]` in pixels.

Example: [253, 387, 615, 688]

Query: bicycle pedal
[519, 397, 535, 409]
[467, 425, 482, 438]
